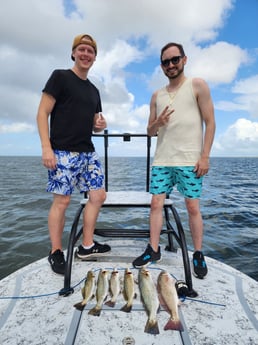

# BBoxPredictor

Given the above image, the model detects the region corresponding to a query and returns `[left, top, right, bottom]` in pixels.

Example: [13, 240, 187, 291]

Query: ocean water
[0, 155, 257, 281]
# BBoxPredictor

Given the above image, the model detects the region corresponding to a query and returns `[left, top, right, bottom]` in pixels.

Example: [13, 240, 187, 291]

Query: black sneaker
[75, 241, 111, 259]
[48, 249, 66, 275]
[192, 251, 208, 279]
[132, 243, 161, 268]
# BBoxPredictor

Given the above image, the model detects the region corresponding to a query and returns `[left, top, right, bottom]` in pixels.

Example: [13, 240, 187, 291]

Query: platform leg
[170, 205, 198, 297]
[164, 206, 177, 252]
[59, 204, 84, 296]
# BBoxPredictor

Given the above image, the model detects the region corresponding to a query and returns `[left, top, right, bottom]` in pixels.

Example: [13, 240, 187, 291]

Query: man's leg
[132, 193, 165, 268]
[48, 194, 71, 253]
[75, 188, 111, 259]
[48, 193, 70, 274]
[185, 198, 207, 278]
[184, 198, 203, 251]
[82, 188, 106, 246]
[150, 193, 167, 252]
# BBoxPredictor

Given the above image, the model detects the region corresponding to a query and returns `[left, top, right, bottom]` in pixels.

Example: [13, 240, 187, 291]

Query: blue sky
[0, 0, 257, 157]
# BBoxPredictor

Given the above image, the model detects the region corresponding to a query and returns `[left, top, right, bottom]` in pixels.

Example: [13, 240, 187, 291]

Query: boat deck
[1, 238, 258, 345]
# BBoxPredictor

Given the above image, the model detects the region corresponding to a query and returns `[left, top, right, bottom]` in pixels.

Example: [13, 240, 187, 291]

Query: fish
[138, 267, 160, 335]
[88, 269, 109, 316]
[73, 270, 95, 311]
[120, 267, 136, 313]
[105, 268, 120, 308]
[157, 270, 184, 331]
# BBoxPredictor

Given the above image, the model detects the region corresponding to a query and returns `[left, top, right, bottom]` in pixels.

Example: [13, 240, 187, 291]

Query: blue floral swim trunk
[150, 166, 203, 199]
[47, 150, 105, 195]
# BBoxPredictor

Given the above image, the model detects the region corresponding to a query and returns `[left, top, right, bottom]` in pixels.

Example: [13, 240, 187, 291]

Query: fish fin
[144, 319, 160, 335]
[73, 302, 85, 311]
[88, 307, 101, 316]
[105, 300, 115, 308]
[120, 303, 132, 313]
[164, 318, 184, 331]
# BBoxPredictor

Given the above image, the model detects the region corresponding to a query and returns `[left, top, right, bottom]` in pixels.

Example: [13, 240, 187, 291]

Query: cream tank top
[152, 78, 203, 167]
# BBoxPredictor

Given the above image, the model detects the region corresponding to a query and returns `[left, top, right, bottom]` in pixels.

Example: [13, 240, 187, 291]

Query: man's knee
[185, 199, 200, 216]
[151, 194, 165, 211]
[89, 189, 106, 206]
[52, 194, 71, 210]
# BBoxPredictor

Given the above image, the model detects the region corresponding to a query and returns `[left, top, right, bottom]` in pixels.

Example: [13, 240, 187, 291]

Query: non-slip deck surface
[1, 239, 258, 345]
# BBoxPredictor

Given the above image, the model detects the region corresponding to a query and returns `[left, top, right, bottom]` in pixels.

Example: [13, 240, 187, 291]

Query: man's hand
[156, 106, 174, 127]
[94, 112, 107, 132]
[42, 147, 56, 169]
[194, 157, 209, 177]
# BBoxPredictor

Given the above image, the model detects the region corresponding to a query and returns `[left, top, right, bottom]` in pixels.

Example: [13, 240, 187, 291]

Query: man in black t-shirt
[37, 34, 110, 275]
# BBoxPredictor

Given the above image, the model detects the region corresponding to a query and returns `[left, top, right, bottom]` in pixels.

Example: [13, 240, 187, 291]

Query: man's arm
[193, 78, 216, 176]
[36, 92, 56, 169]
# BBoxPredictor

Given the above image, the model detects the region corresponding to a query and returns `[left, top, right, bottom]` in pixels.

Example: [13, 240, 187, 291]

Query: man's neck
[71, 66, 88, 80]
[167, 75, 186, 91]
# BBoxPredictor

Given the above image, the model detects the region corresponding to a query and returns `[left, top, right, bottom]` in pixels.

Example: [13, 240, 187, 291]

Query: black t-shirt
[43, 69, 102, 152]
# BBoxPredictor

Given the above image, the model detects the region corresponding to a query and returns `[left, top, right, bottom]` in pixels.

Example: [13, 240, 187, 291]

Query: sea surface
[0, 155, 257, 281]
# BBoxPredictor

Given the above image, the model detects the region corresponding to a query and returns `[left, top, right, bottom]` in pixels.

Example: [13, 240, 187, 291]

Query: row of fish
[73, 267, 184, 335]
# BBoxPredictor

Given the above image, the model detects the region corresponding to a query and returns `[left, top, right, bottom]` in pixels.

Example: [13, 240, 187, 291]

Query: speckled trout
[120, 267, 136, 313]
[88, 269, 109, 316]
[105, 268, 120, 308]
[139, 267, 160, 335]
[73, 270, 95, 311]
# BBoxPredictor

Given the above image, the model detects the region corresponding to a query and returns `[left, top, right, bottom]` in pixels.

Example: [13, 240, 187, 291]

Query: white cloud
[0, 0, 257, 157]
[216, 74, 258, 118]
[186, 42, 248, 83]
[214, 118, 258, 156]
[0, 122, 35, 134]
[232, 75, 258, 118]
[74, 0, 233, 48]
[104, 103, 149, 133]
[233, 75, 258, 94]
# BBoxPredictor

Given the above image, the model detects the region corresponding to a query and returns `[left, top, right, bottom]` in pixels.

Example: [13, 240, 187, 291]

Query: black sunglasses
[161, 56, 183, 67]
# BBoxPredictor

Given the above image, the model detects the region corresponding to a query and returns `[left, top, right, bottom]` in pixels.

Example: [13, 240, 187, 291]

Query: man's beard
[165, 65, 184, 80]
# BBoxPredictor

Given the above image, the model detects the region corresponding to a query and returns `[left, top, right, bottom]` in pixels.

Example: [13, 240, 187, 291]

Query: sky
[0, 0, 258, 157]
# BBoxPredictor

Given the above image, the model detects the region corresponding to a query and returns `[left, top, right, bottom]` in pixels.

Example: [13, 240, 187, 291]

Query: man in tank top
[133, 42, 216, 279]
[37, 34, 110, 275]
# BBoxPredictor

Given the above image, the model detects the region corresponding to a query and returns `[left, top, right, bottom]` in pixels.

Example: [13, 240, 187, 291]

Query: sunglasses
[161, 56, 183, 67]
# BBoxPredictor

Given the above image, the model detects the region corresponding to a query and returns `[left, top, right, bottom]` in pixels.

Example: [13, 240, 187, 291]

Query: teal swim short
[150, 166, 203, 199]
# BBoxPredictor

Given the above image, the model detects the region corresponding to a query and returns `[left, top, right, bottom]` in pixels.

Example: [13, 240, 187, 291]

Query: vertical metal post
[104, 129, 109, 191]
[146, 136, 151, 192]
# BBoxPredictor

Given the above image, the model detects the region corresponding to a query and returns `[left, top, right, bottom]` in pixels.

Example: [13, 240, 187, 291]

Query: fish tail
[73, 302, 85, 311]
[144, 319, 160, 335]
[120, 303, 132, 313]
[164, 318, 184, 331]
[105, 300, 115, 308]
[88, 306, 101, 316]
